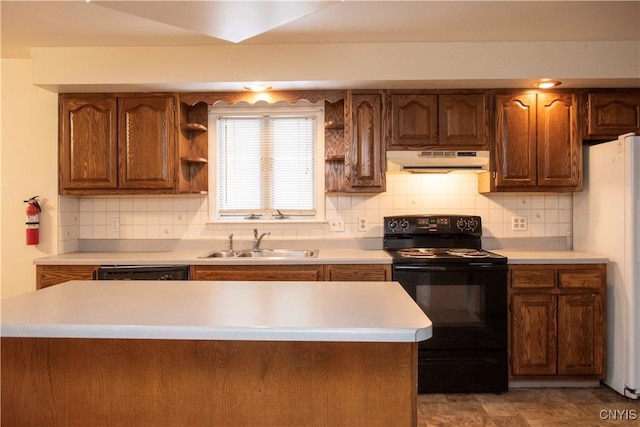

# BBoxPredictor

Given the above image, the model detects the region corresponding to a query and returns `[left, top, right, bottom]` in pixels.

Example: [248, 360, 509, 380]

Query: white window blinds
[215, 111, 318, 218]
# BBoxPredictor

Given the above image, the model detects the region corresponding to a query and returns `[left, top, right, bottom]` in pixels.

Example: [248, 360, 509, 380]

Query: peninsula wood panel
[1, 338, 418, 427]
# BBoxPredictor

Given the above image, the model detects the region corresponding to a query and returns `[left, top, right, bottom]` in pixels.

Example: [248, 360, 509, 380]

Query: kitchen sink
[198, 250, 237, 258]
[198, 249, 319, 259]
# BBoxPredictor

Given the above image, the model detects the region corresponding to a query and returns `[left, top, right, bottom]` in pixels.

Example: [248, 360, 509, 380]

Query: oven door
[392, 263, 507, 350]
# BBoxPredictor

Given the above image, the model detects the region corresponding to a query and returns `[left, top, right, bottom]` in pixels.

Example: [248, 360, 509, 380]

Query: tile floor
[417, 386, 639, 426]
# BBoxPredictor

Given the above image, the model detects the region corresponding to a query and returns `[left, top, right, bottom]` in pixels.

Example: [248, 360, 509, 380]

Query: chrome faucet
[253, 229, 270, 251]
[228, 233, 234, 252]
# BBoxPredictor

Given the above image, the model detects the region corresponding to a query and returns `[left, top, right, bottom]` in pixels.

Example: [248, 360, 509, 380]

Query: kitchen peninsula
[1, 280, 432, 427]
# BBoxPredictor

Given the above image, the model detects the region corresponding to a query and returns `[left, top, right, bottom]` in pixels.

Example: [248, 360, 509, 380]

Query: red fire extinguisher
[24, 196, 41, 245]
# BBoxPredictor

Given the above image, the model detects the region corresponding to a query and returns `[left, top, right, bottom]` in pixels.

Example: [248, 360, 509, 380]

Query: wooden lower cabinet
[36, 265, 100, 289]
[191, 265, 325, 281]
[37, 263, 392, 288]
[509, 264, 606, 379]
[191, 264, 392, 282]
[324, 264, 391, 281]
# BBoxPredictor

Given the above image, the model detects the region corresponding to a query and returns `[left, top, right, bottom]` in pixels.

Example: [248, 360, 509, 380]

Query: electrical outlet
[357, 217, 367, 232]
[329, 217, 344, 232]
[109, 217, 120, 233]
[511, 216, 528, 231]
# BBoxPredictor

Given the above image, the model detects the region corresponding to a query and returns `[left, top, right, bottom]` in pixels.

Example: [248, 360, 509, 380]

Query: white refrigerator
[573, 133, 640, 399]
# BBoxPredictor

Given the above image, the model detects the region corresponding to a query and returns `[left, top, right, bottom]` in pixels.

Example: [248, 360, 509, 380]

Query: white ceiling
[2, 1, 640, 89]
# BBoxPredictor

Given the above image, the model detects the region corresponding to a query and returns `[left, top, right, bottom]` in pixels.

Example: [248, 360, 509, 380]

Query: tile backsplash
[58, 174, 572, 253]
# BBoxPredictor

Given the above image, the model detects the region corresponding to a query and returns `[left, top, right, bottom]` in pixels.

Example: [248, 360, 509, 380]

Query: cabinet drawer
[191, 265, 324, 281]
[558, 266, 605, 289]
[511, 267, 556, 289]
[324, 264, 391, 281]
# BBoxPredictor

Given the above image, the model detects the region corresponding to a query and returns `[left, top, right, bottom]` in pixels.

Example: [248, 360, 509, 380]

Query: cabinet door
[190, 265, 324, 281]
[586, 92, 640, 139]
[511, 293, 557, 375]
[59, 95, 118, 192]
[558, 293, 605, 376]
[345, 93, 385, 192]
[389, 94, 437, 149]
[324, 264, 391, 281]
[536, 93, 581, 188]
[36, 265, 99, 289]
[118, 96, 176, 190]
[439, 94, 487, 148]
[494, 93, 537, 188]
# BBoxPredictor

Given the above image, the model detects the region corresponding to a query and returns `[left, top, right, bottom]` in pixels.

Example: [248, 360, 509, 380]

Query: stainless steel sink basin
[235, 249, 319, 258]
[198, 249, 319, 259]
[198, 250, 238, 258]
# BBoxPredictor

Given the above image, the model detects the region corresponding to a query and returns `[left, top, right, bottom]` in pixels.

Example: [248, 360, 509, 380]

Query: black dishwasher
[96, 265, 190, 280]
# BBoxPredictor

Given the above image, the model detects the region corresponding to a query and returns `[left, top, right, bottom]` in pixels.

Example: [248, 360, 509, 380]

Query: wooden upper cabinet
[59, 93, 177, 195]
[118, 96, 176, 190]
[389, 94, 437, 149]
[345, 92, 385, 192]
[59, 95, 118, 191]
[486, 91, 581, 192]
[389, 92, 487, 150]
[536, 93, 580, 188]
[439, 94, 487, 147]
[584, 91, 640, 140]
[494, 92, 537, 188]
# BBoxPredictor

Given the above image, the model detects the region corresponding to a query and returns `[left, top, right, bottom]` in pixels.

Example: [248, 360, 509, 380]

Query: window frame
[207, 102, 325, 224]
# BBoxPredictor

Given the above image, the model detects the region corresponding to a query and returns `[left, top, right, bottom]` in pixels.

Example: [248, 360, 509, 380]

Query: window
[208, 103, 325, 222]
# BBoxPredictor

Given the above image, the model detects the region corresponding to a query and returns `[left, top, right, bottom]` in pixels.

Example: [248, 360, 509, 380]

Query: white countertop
[33, 248, 392, 266]
[490, 250, 608, 264]
[1, 280, 432, 343]
[33, 248, 608, 266]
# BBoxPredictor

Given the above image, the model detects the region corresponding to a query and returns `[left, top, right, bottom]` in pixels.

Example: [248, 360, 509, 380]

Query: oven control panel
[384, 215, 482, 235]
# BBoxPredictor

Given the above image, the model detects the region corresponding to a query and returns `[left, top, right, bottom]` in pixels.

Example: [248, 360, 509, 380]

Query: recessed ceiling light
[533, 80, 561, 89]
[244, 83, 272, 92]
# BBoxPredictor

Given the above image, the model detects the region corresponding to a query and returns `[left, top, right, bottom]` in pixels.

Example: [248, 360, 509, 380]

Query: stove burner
[396, 247, 493, 259]
[398, 248, 436, 258]
[446, 248, 489, 258]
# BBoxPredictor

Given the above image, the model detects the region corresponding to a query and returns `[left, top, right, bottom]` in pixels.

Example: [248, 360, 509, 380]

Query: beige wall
[1, 59, 59, 298]
[30, 41, 640, 92]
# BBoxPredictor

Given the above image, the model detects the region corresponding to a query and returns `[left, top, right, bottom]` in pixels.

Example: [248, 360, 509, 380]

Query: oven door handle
[393, 263, 504, 272]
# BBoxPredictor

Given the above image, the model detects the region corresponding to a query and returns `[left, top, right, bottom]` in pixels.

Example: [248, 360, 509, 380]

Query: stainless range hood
[386, 150, 490, 173]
